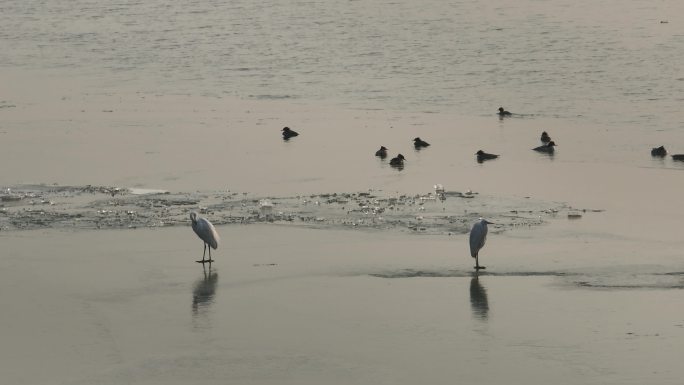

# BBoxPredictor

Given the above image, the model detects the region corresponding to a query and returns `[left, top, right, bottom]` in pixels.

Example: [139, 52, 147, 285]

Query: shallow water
[3, 225, 684, 385]
[2, 0, 683, 131]
[2, 1, 684, 384]
[370, 267, 684, 290]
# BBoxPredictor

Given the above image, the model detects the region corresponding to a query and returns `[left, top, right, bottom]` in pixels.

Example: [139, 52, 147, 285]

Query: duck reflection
[469, 274, 489, 321]
[192, 264, 218, 315]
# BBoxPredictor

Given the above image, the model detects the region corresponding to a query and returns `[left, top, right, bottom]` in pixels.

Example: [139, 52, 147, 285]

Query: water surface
[1, 0, 683, 130]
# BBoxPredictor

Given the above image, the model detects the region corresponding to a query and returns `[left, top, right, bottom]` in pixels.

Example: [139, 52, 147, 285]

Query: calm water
[4, 4, 684, 384]
[1, 0, 683, 130]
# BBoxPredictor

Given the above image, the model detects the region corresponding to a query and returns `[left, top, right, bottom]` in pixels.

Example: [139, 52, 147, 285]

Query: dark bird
[375, 146, 388, 159]
[672, 154, 684, 161]
[413, 137, 430, 149]
[541, 131, 551, 143]
[389, 153, 405, 167]
[282, 126, 299, 140]
[498, 107, 512, 117]
[190, 212, 220, 264]
[533, 141, 556, 153]
[476, 150, 499, 163]
[651, 146, 667, 157]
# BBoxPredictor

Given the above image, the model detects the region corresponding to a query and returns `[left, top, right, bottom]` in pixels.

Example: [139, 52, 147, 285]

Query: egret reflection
[192, 265, 218, 315]
[469, 274, 489, 321]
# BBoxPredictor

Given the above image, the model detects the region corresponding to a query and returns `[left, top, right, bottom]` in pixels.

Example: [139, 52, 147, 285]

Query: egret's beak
[485, 220, 494, 224]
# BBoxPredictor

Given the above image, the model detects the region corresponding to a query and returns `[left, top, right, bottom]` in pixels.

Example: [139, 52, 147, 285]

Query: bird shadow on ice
[192, 264, 218, 319]
[368, 269, 569, 279]
[367, 266, 684, 290]
[568, 268, 684, 290]
[470, 273, 489, 321]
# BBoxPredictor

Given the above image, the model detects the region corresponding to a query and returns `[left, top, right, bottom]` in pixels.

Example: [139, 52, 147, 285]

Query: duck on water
[389, 154, 406, 168]
[282, 127, 299, 140]
[413, 137, 430, 149]
[651, 146, 667, 157]
[533, 141, 556, 153]
[375, 146, 388, 159]
[476, 150, 499, 163]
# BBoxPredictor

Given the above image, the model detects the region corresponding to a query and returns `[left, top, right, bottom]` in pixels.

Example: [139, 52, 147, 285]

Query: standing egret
[469, 218, 493, 270]
[190, 212, 220, 264]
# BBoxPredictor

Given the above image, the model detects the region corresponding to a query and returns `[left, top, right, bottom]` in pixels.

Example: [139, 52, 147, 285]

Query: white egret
[190, 211, 220, 264]
[469, 218, 493, 270]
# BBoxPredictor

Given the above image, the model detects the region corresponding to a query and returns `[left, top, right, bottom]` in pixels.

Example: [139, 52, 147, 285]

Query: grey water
[5, 5, 684, 384]
[1, 0, 683, 131]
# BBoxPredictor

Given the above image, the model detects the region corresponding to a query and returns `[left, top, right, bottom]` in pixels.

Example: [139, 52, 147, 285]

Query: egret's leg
[475, 255, 486, 270]
[197, 243, 209, 263]
[208, 246, 213, 263]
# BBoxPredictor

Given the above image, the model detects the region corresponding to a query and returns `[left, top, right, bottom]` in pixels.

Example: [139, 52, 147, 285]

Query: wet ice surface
[0, 184, 573, 234]
[7, 184, 682, 291]
[3, 215, 684, 385]
[368, 268, 684, 290]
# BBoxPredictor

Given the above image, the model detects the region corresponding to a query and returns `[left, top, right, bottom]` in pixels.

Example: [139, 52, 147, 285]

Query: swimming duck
[375, 146, 388, 159]
[672, 154, 684, 161]
[389, 154, 406, 167]
[498, 107, 512, 117]
[282, 127, 299, 140]
[413, 137, 430, 148]
[540, 131, 551, 143]
[651, 146, 667, 157]
[533, 141, 556, 153]
[476, 150, 499, 163]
